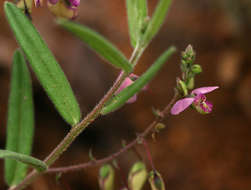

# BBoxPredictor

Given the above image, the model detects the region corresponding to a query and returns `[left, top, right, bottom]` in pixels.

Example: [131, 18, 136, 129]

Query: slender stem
[46, 92, 179, 174]
[142, 139, 155, 171]
[44, 43, 143, 167]
[115, 162, 130, 190]
[11, 46, 143, 190]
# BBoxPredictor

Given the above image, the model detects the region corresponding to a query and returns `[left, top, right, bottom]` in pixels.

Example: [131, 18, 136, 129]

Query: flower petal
[191, 86, 219, 95]
[201, 100, 213, 113]
[116, 77, 134, 94]
[171, 97, 194, 115]
[193, 94, 206, 105]
[69, 0, 80, 7]
[129, 73, 148, 90]
[127, 95, 137, 103]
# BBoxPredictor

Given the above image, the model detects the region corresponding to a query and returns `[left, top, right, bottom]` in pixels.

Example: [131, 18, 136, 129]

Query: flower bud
[128, 162, 148, 190]
[186, 77, 194, 90]
[155, 123, 165, 132]
[99, 164, 115, 190]
[182, 44, 195, 65]
[148, 170, 165, 190]
[184, 44, 194, 56]
[180, 61, 187, 72]
[184, 44, 195, 59]
[177, 79, 188, 96]
[191, 64, 202, 74]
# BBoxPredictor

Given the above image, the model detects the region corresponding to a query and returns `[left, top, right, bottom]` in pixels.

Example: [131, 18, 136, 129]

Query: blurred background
[1, 0, 251, 189]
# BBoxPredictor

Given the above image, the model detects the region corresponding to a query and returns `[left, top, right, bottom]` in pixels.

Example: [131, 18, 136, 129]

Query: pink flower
[116, 73, 147, 104]
[171, 86, 219, 115]
[69, 0, 80, 7]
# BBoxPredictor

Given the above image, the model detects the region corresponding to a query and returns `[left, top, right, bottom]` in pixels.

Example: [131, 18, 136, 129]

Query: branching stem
[45, 92, 179, 174]
[11, 46, 143, 190]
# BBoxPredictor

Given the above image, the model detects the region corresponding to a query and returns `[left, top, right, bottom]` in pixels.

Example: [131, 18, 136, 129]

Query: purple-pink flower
[116, 73, 147, 104]
[171, 86, 219, 115]
[69, 0, 80, 7]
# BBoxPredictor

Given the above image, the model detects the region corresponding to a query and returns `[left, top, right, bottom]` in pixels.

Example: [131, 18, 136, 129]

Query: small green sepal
[177, 79, 188, 96]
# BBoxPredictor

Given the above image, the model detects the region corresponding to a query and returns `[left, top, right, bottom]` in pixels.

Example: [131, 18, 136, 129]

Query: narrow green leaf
[101, 46, 176, 115]
[126, 0, 138, 47]
[138, 0, 148, 20]
[126, 0, 148, 47]
[56, 19, 133, 73]
[4, 2, 81, 126]
[4, 50, 34, 186]
[142, 0, 172, 46]
[1, 150, 47, 173]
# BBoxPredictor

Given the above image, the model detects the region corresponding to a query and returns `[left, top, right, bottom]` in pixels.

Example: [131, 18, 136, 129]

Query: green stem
[11, 45, 143, 190]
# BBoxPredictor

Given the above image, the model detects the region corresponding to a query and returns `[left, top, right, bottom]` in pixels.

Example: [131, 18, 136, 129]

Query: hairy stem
[46, 92, 179, 174]
[11, 46, 143, 190]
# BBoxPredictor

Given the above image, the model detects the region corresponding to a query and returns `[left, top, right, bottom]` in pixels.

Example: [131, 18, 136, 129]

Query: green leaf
[138, 0, 148, 21]
[101, 46, 176, 115]
[56, 19, 133, 73]
[4, 2, 81, 126]
[126, 0, 138, 47]
[142, 0, 173, 46]
[126, 0, 148, 47]
[1, 150, 47, 173]
[4, 50, 34, 186]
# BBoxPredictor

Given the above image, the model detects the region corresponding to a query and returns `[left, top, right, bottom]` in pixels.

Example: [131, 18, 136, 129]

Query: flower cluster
[170, 45, 219, 115]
